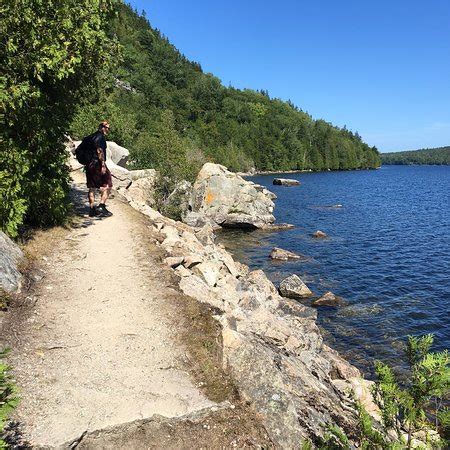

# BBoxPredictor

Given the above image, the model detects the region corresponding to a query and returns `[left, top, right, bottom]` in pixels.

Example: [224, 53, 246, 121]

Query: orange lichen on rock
[205, 190, 215, 205]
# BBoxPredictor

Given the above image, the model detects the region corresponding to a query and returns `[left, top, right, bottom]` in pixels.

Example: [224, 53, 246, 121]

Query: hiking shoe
[89, 207, 99, 217]
[98, 203, 113, 217]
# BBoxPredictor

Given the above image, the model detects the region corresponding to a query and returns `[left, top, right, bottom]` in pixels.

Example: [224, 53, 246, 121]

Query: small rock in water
[261, 223, 295, 231]
[273, 178, 300, 186]
[312, 230, 328, 239]
[312, 291, 345, 307]
[279, 274, 313, 299]
[270, 247, 302, 261]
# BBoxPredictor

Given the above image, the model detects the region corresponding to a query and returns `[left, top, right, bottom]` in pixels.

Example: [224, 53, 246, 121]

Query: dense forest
[381, 146, 450, 165]
[1, 1, 380, 237]
[70, 3, 381, 174]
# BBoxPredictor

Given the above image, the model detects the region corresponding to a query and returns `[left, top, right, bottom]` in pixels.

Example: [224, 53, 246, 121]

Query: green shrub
[0, 349, 19, 448]
[1, 0, 119, 237]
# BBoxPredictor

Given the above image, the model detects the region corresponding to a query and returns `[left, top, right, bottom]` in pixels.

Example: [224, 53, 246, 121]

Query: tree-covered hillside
[70, 3, 380, 173]
[381, 146, 450, 165]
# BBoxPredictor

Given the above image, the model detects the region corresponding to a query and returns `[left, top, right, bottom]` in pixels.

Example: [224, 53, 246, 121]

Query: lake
[218, 165, 450, 377]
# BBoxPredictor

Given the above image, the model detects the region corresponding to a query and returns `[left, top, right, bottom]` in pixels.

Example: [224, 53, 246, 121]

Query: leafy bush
[1, 0, 119, 237]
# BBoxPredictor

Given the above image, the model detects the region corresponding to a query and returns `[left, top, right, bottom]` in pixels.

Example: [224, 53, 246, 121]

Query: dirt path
[5, 184, 215, 446]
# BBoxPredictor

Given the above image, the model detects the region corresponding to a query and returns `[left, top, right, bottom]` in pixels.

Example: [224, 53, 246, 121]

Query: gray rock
[260, 223, 294, 231]
[164, 256, 184, 268]
[279, 274, 313, 298]
[183, 212, 222, 230]
[273, 178, 300, 186]
[312, 291, 346, 307]
[106, 141, 129, 167]
[117, 173, 157, 207]
[0, 231, 24, 293]
[188, 163, 276, 229]
[270, 247, 303, 261]
[312, 230, 328, 239]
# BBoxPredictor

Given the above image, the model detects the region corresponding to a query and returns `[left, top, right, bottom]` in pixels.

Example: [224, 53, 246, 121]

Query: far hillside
[381, 146, 450, 165]
[70, 3, 380, 174]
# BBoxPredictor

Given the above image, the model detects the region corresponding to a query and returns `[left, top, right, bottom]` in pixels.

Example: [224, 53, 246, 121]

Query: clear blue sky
[128, 0, 450, 152]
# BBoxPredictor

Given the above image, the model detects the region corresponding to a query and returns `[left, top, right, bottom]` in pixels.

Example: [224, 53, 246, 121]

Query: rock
[128, 169, 158, 181]
[270, 247, 303, 261]
[312, 230, 328, 238]
[183, 255, 203, 269]
[312, 291, 345, 306]
[279, 274, 313, 299]
[119, 174, 157, 207]
[193, 261, 220, 287]
[0, 231, 24, 293]
[260, 223, 294, 231]
[273, 178, 300, 186]
[183, 212, 222, 230]
[164, 256, 184, 268]
[188, 163, 276, 229]
[194, 224, 216, 246]
[106, 141, 129, 167]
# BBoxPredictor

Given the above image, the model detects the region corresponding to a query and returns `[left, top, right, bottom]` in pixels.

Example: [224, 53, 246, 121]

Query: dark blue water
[218, 166, 450, 376]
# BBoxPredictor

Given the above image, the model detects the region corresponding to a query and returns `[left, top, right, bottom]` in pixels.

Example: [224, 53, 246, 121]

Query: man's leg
[88, 189, 95, 208]
[100, 187, 110, 205]
[88, 189, 98, 217]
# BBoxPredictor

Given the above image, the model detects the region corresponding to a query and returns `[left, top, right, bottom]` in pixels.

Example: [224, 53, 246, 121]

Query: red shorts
[86, 161, 112, 189]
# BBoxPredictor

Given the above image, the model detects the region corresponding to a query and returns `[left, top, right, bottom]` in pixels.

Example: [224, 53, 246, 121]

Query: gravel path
[6, 184, 213, 446]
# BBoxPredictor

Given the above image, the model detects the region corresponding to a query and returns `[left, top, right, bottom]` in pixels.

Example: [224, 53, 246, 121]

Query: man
[86, 120, 113, 217]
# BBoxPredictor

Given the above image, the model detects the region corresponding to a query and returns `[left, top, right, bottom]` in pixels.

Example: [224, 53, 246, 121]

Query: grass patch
[0, 349, 19, 447]
[176, 296, 237, 403]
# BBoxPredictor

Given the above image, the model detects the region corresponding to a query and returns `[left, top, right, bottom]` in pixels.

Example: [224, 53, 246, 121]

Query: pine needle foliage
[321, 335, 449, 449]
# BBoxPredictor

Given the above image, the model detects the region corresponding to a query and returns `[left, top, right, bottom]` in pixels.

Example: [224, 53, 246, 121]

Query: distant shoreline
[237, 167, 381, 177]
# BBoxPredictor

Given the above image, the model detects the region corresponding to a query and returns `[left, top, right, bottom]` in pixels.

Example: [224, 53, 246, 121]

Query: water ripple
[219, 166, 450, 375]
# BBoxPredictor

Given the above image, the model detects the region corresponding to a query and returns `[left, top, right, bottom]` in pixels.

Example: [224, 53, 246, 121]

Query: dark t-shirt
[91, 131, 107, 162]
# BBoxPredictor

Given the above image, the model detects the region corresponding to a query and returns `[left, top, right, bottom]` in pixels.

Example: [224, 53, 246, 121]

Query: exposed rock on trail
[0, 231, 24, 294]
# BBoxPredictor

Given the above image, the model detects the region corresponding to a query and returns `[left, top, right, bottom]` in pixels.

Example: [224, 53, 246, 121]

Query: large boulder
[106, 141, 129, 167]
[186, 163, 276, 229]
[279, 274, 313, 299]
[0, 231, 24, 293]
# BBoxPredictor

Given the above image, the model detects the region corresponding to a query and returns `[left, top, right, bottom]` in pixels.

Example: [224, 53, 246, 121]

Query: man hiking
[85, 120, 113, 217]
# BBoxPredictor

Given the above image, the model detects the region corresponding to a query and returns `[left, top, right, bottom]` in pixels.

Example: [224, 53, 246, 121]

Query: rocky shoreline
[115, 180, 379, 447]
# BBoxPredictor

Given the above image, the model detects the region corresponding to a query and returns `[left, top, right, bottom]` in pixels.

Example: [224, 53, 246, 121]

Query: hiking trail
[5, 180, 215, 446]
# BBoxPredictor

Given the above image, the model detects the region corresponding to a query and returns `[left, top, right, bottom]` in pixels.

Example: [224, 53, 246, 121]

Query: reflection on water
[217, 166, 450, 377]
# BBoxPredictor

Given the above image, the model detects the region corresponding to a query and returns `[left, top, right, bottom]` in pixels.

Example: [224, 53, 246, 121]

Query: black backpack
[75, 133, 96, 165]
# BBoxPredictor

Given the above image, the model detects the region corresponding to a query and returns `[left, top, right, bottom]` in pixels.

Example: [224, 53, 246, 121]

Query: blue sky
[128, 1, 450, 152]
